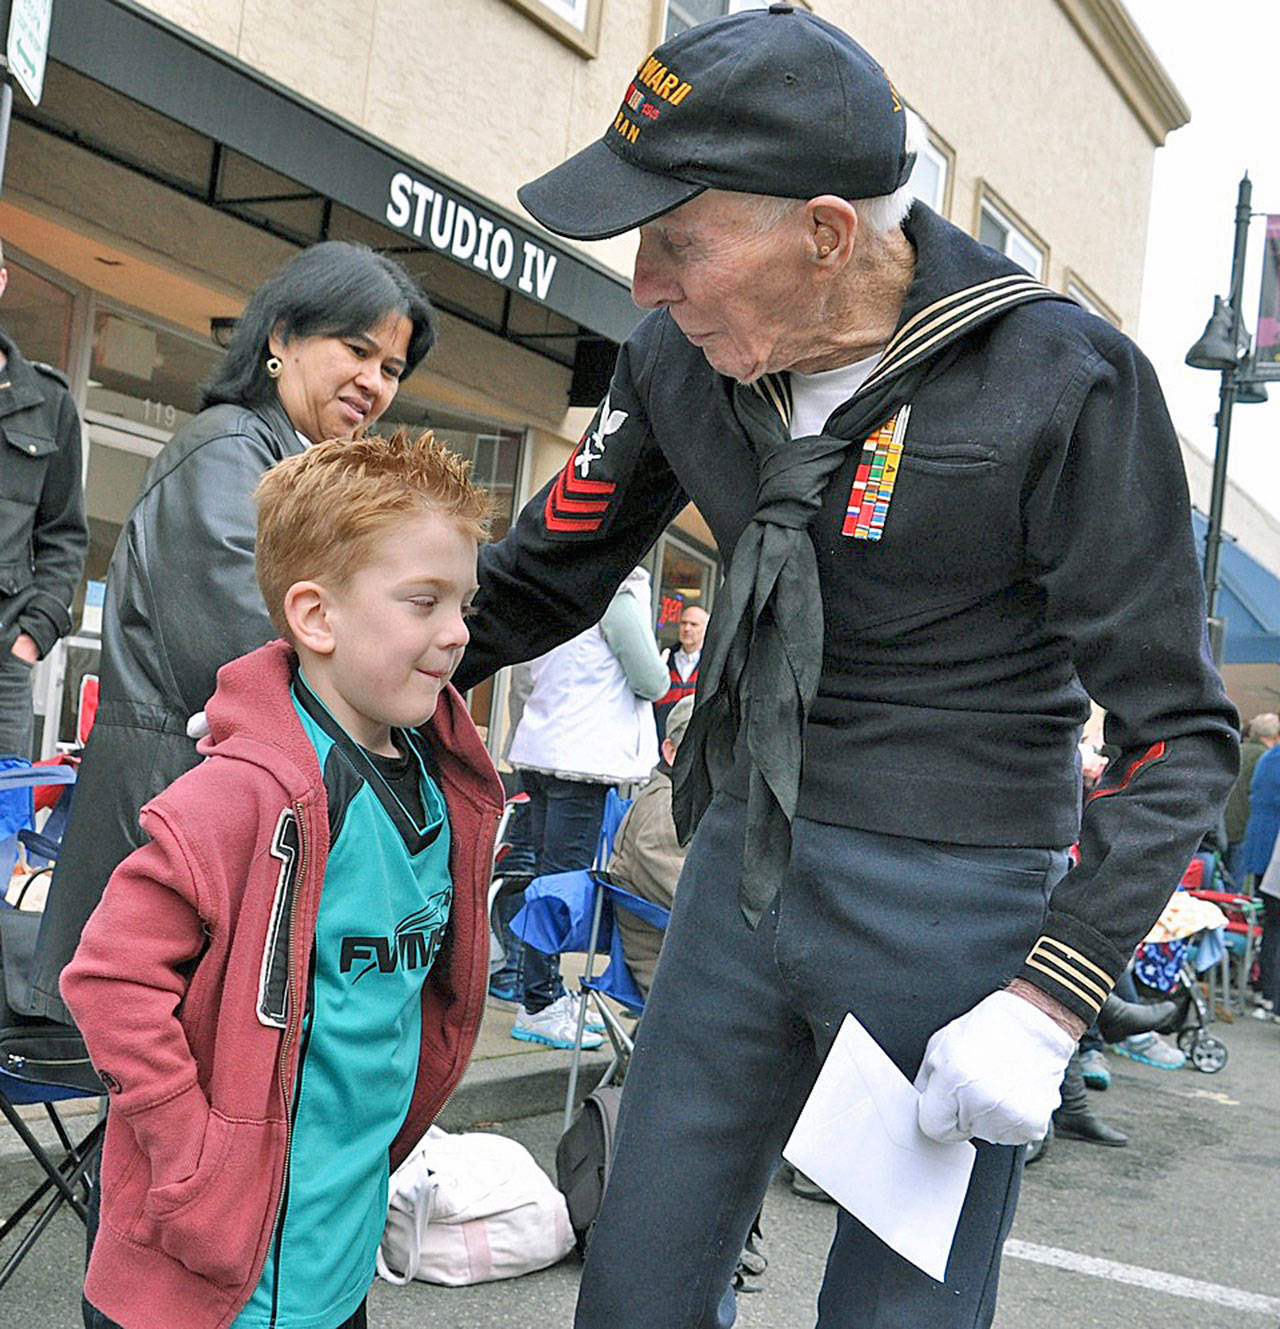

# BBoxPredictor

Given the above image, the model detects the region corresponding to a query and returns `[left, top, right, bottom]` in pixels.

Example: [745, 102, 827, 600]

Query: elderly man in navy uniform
[454, 9, 1239, 1327]
[0, 240, 87, 759]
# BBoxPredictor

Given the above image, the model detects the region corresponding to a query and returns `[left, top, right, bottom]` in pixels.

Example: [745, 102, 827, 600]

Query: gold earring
[818, 244, 832, 257]
[265, 355, 283, 379]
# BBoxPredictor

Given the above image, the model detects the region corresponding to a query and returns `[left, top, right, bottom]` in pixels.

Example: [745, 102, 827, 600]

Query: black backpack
[555, 1084, 623, 1255]
[0, 904, 100, 1093]
[555, 1082, 769, 1290]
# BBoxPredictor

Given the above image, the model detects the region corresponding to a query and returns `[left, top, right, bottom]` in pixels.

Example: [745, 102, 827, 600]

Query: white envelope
[783, 1012, 976, 1283]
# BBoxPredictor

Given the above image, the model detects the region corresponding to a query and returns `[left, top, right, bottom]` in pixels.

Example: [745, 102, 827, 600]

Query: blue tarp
[1192, 510, 1280, 664]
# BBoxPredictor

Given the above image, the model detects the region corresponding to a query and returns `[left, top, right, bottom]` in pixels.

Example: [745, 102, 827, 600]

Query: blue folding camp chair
[0, 760, 104, 1289]
[511, 789, 673, 1129]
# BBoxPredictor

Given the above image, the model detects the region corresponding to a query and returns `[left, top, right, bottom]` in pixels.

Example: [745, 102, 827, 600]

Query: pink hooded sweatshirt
[62, 639, 504, 1329]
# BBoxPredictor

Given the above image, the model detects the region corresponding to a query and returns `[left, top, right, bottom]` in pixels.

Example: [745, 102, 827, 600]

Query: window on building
[648, 532, 717, 654]
[665, 0, 762, 40]
[536, 0, 588, 26]
[378, 399, 523, 541]
[504, 0, 602, 55]
[2, 257, 76, 371]
[1065, 274, 1120, 327]
[1067, 282, 1099, 315]
[83, 307, 223, 586]
[907, 128, 950, 216]
[977, 196, 1045, 280]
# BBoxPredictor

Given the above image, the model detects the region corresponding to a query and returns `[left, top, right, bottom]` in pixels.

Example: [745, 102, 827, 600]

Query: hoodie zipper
[264, 801, 311, 1327]
[406, 801, 500, 1130]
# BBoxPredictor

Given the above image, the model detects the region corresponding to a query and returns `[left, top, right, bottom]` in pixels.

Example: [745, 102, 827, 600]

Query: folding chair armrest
[1185, 889, 1261, 917]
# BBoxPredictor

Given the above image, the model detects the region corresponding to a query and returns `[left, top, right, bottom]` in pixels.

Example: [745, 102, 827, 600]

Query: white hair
[739, 106, 927, 239]
[1250, 712, 1280, 740]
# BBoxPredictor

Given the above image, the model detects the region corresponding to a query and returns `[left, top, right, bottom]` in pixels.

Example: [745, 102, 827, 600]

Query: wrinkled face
[313, 511, 477, 753]
[269, 311, 411, 443]
[631, 190, 817, 383]
[678, 606, 708, 653]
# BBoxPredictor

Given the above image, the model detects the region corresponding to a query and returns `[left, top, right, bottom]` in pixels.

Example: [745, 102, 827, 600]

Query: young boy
[62, 430, 504, 1329]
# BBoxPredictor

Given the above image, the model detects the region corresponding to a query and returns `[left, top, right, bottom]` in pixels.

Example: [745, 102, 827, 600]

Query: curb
[437, 1046, 614, 1131]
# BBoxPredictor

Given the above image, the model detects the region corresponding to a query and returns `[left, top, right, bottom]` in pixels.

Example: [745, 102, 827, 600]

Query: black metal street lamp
[1184, 174, 1270, 662]
[1236, 358, 1270, 405]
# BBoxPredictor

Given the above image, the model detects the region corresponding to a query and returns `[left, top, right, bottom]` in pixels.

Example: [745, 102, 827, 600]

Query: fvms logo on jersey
[339, 903, 446, 983]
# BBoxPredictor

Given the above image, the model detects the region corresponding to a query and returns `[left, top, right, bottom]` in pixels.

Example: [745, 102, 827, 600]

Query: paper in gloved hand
[782, 1012, 975, 1283]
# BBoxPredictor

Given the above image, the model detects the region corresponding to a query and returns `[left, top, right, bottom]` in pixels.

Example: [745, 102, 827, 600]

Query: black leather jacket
[0, 329, 87, 656]
[30, 396, 303, 1021]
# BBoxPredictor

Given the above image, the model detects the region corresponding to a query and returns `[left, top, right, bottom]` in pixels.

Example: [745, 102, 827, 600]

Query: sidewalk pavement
[437, 972, 619, 1131]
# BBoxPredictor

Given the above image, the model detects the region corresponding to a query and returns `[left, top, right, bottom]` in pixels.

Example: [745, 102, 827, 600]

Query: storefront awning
[1192, 511, 1280, 664]
[47, 0, 640, 363]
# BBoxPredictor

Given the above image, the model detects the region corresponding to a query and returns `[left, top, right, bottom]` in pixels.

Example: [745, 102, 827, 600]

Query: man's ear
[283, 581, 336, 656]
[806, 196, 858, 265]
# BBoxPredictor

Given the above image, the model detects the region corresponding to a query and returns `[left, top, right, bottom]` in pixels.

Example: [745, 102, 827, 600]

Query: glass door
[55, 306, 222, 752]
[652, 533, 716, 655]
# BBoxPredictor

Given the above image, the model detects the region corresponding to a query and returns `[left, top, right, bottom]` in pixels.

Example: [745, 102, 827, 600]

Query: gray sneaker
[1114, 1031, 1185, 1070]
[1078, 1047, 1111, 1090]
[511, 994, 604, 1050]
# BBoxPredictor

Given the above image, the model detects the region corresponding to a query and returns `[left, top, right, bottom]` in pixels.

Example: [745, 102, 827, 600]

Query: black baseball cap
[518, 4, 914, 241]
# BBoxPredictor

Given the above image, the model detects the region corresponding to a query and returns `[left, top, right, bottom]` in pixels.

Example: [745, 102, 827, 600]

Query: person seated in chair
[608, 693, 694, 997]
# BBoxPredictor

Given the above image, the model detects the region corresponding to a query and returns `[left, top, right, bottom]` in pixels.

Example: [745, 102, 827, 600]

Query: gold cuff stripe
[1024, 950, 1109, 1006]
[1023, 955, 1106, 1013]
[1033, 937, 1113, 987]
[1024, 939, 1111, 1006]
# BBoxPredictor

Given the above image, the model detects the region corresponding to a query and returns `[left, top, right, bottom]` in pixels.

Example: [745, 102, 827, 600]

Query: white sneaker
[569, 991, 607, 1034]
[511, 995, 604, 1050]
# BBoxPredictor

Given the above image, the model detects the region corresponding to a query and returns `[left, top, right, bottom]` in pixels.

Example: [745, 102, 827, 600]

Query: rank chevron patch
[544, 441, 617, 533]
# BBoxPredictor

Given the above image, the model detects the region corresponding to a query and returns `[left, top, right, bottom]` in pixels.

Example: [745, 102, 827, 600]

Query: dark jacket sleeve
[455, 336, 689, 690]
[18, 384, 87, 656]
[132, 429, 283, 718]
[1015, 330, 1240, 1023]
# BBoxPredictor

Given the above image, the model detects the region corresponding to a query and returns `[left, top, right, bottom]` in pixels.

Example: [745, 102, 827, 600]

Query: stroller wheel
[1189, 1035, 1228, 1074]
[1176, 1027, 1198, 1054]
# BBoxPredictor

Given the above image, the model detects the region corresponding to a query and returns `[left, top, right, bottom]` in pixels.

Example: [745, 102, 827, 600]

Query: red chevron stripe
[1085, 740, 1167, 804]
[563, 469, 615, 496]
[543, 444, 617, 533]
[545, 493, 604, 532]
[552, 482, 610, 514]
[550, 470, 609, 515]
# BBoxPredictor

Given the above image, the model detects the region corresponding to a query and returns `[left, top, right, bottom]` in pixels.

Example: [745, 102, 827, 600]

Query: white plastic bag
[377, 1126, 574, 1286]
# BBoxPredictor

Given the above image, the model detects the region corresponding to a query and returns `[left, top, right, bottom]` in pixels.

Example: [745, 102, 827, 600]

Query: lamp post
[1185, 174, 1262, 663]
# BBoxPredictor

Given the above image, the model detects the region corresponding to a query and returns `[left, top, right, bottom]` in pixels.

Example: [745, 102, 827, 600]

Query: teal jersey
[233, 676, 452, 1328]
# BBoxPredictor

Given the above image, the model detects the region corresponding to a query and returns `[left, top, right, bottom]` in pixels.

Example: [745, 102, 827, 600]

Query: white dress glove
[915, 990, 1077, 1146]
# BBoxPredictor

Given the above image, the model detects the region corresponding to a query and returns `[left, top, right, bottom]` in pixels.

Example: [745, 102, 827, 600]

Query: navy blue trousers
[575, 792, 1068, 1329]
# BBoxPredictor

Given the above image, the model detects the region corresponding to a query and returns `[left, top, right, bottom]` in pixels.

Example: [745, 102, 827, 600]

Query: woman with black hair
[29, 240, 436, 1028]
